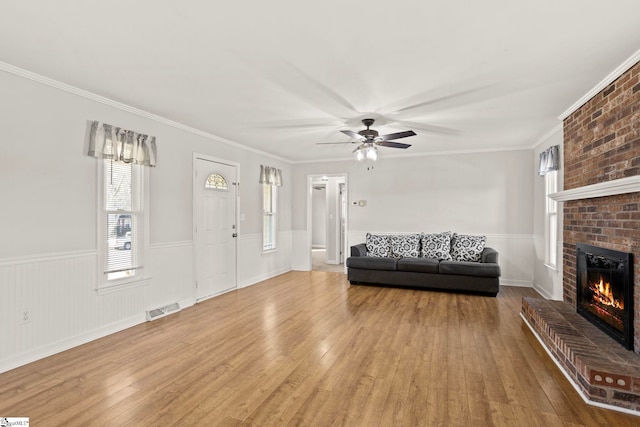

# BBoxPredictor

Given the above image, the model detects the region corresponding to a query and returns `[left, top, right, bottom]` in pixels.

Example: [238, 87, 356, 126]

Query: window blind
[103, 160, 144, 279]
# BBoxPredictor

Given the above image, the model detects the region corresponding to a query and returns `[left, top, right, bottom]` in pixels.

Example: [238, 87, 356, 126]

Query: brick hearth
[522, 297, 640, 412]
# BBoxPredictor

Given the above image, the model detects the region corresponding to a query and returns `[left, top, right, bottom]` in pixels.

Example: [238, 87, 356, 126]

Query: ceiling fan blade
[378, 141, 412, 149]
[316, 141, 354, 145]
[392, 120, 459, 135]
[341, 130, 365, 141]
[384, 84, 498, 115]
[378, 130, 416, 140]
[251, 119, 342, 129]
[252, 58, 359, 117]
[284, 61, 360, 114]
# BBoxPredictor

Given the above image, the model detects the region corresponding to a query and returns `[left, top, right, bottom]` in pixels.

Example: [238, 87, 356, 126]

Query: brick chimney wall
[562, 61, 640, 352]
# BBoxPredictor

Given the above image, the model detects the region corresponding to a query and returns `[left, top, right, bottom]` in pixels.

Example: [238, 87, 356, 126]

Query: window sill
[544, 263, 559, 272]
[262, 248, 278, 255]
[96, 276, 151, 295]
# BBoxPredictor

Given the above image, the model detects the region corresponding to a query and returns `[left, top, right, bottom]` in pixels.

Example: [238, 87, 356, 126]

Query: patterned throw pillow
[421, 232, 452, 260]
[450, 234, 487, 262]
[390, 234, 421, 258]
[366, 233, 391, 257]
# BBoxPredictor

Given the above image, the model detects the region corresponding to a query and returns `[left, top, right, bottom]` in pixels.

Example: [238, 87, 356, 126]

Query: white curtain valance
[259, 165, 282, 186]
[88, 121, 157, 167]
[538, 145, 560, 176]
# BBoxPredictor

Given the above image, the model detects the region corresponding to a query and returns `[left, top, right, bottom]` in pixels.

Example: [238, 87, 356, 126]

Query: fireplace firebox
[576, 243, 634, 350]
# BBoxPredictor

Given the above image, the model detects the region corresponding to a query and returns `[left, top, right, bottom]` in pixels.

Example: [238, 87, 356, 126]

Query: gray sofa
[346, 243, 501, 296]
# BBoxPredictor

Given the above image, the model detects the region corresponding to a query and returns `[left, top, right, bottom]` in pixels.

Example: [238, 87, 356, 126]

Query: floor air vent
[146, 302, 180, 321]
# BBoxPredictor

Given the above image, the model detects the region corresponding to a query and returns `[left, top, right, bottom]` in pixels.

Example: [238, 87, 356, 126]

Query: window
[98, 159, 148, 288]
[545, 170, 559, 268]
[263, 183, 277, 251]
[205, 173, 228, 190]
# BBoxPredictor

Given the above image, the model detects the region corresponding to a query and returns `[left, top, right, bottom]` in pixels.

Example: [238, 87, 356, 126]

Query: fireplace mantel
[550, 175, 640, 202]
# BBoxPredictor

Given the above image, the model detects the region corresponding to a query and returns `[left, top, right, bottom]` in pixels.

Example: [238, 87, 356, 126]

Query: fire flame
[590, 276, 624, 310]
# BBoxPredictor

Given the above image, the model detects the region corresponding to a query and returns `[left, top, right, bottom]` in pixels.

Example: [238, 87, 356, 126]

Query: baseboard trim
[238, 267, 292, 289]
[1, 295, 198, 374]
[179, 297, 196, 310]
[532, 281, 555, 300]
[500, 279, 533, 287]
[291, 264, 311, 272]
[0, 313, 146, 374]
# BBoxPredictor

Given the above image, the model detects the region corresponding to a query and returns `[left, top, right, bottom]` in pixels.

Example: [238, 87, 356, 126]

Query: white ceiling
[1, 1, 639, 163]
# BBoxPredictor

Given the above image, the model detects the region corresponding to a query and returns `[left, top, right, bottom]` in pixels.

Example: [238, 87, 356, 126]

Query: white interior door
[195, 158, 237, 301]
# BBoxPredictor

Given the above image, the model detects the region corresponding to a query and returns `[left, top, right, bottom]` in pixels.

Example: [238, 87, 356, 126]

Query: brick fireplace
[562, 60, 640, 353]
[522, 59, 640, 413]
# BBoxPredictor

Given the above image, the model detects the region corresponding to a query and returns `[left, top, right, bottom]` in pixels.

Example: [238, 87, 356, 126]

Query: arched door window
[205, 173, 228, 190]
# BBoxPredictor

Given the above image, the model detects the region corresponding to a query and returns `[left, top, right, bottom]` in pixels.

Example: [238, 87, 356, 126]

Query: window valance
[538, 145, 560, 176]
[88, 121, 157, 167]
[259, 165, 282, 186]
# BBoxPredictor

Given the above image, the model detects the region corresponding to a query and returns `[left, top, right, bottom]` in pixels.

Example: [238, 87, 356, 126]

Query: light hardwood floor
[1, 271, 638, 426]
[312, 249, 344, 273]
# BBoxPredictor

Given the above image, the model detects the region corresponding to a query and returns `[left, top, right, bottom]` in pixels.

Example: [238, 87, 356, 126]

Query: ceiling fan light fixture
[366, 144, 377, 161]
[333, 119, 414, 163]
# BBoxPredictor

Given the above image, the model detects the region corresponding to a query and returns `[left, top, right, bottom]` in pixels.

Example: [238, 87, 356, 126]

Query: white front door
[195, 158, 238, 301]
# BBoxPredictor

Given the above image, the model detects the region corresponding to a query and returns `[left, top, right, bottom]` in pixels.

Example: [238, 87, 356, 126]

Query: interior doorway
[307, 174, 347, 273]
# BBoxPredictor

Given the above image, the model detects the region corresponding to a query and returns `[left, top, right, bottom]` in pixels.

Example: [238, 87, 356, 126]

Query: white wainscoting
[484, 234, 534, 287]
[291, 230, 311, 271]
[237, 231, 293, 288]
[150, 241, 196, 310]
[531, 235, 563, 300]
[0, 241, 195, 374]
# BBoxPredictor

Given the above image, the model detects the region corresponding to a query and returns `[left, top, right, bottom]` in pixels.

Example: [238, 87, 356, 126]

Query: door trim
[193, 153, 240, 301]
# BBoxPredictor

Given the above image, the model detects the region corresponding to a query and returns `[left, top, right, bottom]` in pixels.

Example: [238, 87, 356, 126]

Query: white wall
[532, 127, 564, 300]
[311, 185, 326, 247]
[0, 62, 561, 372]
[0, 68, 292, 372]
[291, 150, 535, 286]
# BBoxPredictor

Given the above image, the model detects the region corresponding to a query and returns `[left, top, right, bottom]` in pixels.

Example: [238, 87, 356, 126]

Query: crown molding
[530, 123, 563, 150]
[558, 49, 640, 120]
[549, 175, 640, 202]
[0, 61, 292, 164]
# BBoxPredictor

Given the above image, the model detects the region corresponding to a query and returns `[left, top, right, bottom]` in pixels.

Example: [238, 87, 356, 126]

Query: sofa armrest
[351, 243, 367, 257]
[481, 247, 499, 264]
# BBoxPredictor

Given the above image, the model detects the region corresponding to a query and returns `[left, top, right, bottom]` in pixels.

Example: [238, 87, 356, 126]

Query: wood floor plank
[1, 271, 640, 426]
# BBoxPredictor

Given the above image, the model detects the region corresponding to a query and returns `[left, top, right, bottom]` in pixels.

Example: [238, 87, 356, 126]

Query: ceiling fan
[319, 118, 416, 149]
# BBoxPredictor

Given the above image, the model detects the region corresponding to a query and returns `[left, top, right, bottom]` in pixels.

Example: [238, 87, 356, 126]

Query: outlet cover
[19, 307, 32, 324]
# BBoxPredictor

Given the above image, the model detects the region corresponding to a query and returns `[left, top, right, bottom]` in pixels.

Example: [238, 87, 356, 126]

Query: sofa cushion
[421, 232, 452, 260]
[397, 257, 440, 273]
[366, 233, 391, 257]
[346, 256, 397, 271]
[439, 260, 500, 278]
[450, 234, 487, 262]
[390, 234, 421, 258]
